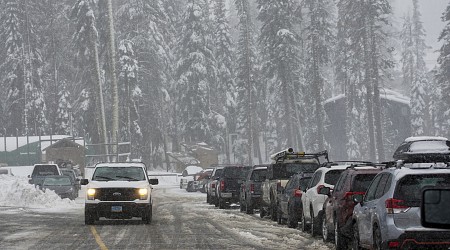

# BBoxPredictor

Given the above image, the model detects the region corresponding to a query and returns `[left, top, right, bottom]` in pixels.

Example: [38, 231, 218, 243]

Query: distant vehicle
[321, 163, 382, 248]
[206, 166, 225, 205]
[393, 136, 450, 162]
[215, 165, 251, 209]
[41, 175, 78, 200]
[261, 149, 326, 221]
[28, 164, 61, 187]
[352, 162, 450, 249]
[0, 168, 13, 176]
[197, 168, 213, 193]
[277, 172, 313, 228]
[240, 165, 268, 214]
[80, 162, 159, 225]
[61, 169, 81, 194]
[180, 178, 189, 189]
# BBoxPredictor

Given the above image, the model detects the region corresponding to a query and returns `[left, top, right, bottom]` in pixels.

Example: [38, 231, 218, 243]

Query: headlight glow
[87, 188, 96, 196]
[138, 188, 148, 196]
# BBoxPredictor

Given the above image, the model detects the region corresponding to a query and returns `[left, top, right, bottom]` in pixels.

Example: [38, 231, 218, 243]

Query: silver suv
[352, 162, 450, 249]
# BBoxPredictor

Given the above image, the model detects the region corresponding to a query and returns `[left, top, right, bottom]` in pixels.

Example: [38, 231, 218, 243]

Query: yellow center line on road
[90, 226, 109, 250]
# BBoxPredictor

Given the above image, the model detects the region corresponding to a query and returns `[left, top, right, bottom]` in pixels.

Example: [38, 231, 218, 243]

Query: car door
[281, 177, 297, 215]
[357, 173, 382, 245]
[303, 170, 322, 221]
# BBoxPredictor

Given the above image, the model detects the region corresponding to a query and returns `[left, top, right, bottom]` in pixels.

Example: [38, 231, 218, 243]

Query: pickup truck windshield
[271, 163, 319, 179]
[92, 167, 146, 181]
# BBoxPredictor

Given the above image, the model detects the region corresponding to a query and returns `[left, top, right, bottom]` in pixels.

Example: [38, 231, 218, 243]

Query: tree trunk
[107, 0, 119, 160]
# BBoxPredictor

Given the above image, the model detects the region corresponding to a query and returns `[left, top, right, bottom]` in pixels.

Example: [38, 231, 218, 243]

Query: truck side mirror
[80, 179, 89, 185]
[319, 186, 331, 196]
[149, 178, 159, 185]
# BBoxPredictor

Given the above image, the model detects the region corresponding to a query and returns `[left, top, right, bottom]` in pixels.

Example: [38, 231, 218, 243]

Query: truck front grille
[96, 188, 139, 201]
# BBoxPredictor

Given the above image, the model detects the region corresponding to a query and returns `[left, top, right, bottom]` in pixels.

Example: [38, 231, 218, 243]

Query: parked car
[41, 175, 78, 200]
[393, 136, 450, 162]
[207, 166, 224, 205]
[215, 165, 251, 209]
[197, 168, 213, 193]
[301, 163, 348, 236]
[180, 178, 189, 189]
[61, 169, 81, 193]
[277, 172, 313, 228]
[352, 162, 450, 249]
[28, 164, 61, 187]
[261, 149, 326, 221]
[0, 168, 13, 176]
[321, 163, 383, 248]
[240, 165, 268, 214]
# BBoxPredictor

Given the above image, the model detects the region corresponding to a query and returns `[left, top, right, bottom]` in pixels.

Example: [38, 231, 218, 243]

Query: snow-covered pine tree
[401, 13, 414, 93]
[257, 0, 301, 150]
[302, 0, 335, 151]
[436, 2, 450, 138]
[176, 0, 216, 144]
[55, 82, 72, 135]
[214, 0, 236, 163]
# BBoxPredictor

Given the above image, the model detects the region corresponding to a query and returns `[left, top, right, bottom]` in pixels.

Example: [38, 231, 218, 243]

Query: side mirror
[353, 194, 364, 204]
[421, 188, 450, 229]
[319, 186, 331, 196]
[80, 179, 89, 185]
[149, 178, 159, 185]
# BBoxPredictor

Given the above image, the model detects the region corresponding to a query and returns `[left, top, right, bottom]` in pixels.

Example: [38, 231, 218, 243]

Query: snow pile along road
[0, 175, 77, 208]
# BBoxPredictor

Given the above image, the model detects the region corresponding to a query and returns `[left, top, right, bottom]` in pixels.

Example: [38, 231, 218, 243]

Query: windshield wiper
[94, 176, 114, 181]
[115, 176, 140, 181]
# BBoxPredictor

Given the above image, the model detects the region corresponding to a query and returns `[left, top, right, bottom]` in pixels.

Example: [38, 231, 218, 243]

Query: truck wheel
[142, 205, 152, 224]
[270, 203, 277, 221]
[219, 198, 226, 209]
[287, 205, 298, 228]
[311, 209, 322, 236]
[85, 209, 95, 225]
[207, 193, 211, 204]
[246, 200, 254, 215]
[260, 207, 266, 218]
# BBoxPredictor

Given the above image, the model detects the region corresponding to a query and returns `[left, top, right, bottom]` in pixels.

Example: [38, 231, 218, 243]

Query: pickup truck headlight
[138, 188, 148, 200]
[87, 188, 96, 200]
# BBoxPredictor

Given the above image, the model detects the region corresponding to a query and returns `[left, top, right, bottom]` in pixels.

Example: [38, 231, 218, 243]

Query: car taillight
[385, 198, 410, 214]
[250, 184, 255, 194]
[388, 241, 400, 248]
[293, 189, 302, 197]
[344, 192, 365, 201]
[220, 180, 225, 191]
[317, 184, 325, 194]
[211, 183, 216, 189]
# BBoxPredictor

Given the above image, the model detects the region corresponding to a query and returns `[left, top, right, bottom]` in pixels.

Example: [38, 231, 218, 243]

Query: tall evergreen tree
[55, 82, 72, 135]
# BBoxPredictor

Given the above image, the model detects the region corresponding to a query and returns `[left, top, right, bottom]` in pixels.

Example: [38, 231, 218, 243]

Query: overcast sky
[392, 0, 449, 69]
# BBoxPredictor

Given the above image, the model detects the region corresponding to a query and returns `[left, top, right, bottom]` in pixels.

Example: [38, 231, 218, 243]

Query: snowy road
[0, 183, 332, 249]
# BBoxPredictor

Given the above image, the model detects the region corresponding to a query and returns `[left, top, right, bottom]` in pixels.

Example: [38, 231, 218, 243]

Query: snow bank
[0, 175, 77, 209]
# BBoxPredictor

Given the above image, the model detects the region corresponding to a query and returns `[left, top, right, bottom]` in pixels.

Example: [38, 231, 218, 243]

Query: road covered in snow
[0, 172, 332, 249]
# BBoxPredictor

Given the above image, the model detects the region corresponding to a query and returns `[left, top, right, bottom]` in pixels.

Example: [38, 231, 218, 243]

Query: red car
[321, 163, 383, 249]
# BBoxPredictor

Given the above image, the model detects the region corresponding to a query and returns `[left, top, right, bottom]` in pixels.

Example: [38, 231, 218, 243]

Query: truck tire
[85, 209, 95, 225]
[219, 198, 226, 209]
[142, 205, 152, 224]
[270, 202, 277, 221]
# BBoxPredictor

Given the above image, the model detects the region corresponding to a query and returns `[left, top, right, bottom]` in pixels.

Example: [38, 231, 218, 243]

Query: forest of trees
[0, 0, 449, 169]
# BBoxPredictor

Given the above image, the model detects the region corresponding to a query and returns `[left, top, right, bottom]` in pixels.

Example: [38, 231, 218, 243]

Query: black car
[216, 165, 252, 209]
[41, 175, 78, 200]
[277, 172, 313, 228]
[240, 165, 268, 214]
[393, 136, 450, 162]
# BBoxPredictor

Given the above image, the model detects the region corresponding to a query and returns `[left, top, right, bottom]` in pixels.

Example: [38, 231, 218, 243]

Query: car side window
[334, 172, 348, 192]
[365, 174, 383, 202]
[309, 171, 322, 188]
[375, 173, 390, 199]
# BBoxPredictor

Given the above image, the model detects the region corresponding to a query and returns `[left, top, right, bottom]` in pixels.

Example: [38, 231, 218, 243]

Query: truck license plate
[111, 206, 122, 212]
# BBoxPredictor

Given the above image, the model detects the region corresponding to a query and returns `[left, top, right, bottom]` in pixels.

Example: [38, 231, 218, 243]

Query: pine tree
[55, 83, 72, 135]
[436, 2, 450, 138]
[257, 0, 301, 150]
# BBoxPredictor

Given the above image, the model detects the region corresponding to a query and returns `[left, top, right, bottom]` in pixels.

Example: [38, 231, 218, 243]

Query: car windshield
[92, 167, 145, 181]
[43, 177, 71, 186]
[394, 174, 450, 207]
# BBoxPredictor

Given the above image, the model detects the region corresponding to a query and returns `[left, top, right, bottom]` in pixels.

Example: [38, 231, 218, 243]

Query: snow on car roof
[404, 136, 448, 142]
[408, 140, 450, 154]
[95, 162, 146, 168]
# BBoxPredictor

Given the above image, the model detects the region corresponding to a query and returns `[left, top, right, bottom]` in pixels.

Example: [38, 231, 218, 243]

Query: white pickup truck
[80, 162, 158, 225]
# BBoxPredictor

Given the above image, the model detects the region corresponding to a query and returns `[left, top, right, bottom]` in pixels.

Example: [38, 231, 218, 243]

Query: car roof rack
[270, 148, 329, 164]
[391, 160, 450, 169]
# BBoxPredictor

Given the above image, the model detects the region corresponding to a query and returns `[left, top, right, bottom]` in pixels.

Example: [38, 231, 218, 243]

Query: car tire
[142, 205, 152, 224]
[240, 201, 244, 212]
[287, 204, 298, 228]
[270, 202, 277, 221]
[246, 201, 254, 214]
[351, 222, 362, 250]
[301, 211, 310, 232]
[322, 215, 331, 242]
[335, 219, 346, 249]
[277, 204, 282, 224]
[207, 193, 211, 204]
[373, 225, 382, 250]
[219, 198, 226, 209]
[311, 209, 321, 236]
[85, 209, 95, 225]
[260, 207, 266, 218]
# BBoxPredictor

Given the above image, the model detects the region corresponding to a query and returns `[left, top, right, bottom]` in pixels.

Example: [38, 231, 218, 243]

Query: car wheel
[240, 201, 244, 212]
[335, 219, 346, 249]
[84, 209, 95, 225]
[246, 200, 254, 214]
[142, 205, 152, 224]
[214, 197, 219, 207]
[351, 222, 362, 250]
[287, 205, 298, 228]
[310, 209, 321, 236]
[219, 198, 226, 209]
[270, 202, 277, 221]
[301, 211, 310, 232]
[322, 215, 331, 242]
[260, 207, 266, 218]
[277, 204, 282, 224]
[373, 226, 382, 250]
[207, 193, 210, 204]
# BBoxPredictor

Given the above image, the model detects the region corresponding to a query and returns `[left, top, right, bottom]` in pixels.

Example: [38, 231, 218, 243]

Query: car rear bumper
[219, 192, 240, 203]
[386, 231, 450, 249]
[85, 202, 150, 219]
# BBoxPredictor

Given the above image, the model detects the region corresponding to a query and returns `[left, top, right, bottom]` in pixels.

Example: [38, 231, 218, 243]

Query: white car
[301, 163, 349, 235]
[81, 162, 158, 225]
